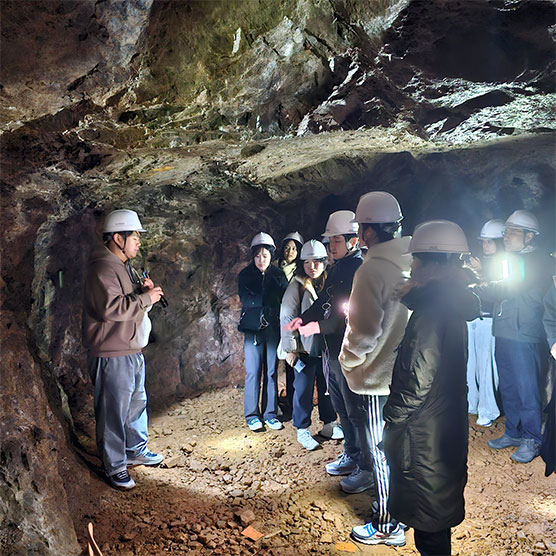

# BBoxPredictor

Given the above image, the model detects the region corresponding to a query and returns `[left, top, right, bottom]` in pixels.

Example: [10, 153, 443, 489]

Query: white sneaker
[351, 523, 406, 546]
[297, 428, 319, 451]
[476, 416, 493, 427]
[319, 421, 344, 440]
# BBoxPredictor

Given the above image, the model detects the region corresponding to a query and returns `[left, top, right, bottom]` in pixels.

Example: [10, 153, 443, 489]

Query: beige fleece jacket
[339, 236, 412, 395]
[83, 246, 152, 357]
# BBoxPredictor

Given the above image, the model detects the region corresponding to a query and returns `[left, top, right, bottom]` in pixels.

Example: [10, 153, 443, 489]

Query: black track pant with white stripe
[368, 395, 397, 533]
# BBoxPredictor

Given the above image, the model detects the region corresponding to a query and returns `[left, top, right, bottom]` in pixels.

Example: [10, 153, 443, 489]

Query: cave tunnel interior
[1, 0, 555, 555]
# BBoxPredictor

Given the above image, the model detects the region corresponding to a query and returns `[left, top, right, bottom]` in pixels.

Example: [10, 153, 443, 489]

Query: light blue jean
[243, 327, 280, 421]
[467, 317, 500, 422]
[89, 353, 149, 476]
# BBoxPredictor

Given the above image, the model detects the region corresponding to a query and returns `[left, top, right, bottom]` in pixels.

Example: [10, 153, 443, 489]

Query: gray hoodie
[340, 236, 411, 396]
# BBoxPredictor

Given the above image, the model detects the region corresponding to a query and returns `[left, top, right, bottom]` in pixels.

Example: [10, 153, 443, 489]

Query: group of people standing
[237, 193, 555, 555]
[80, 200, 554, 556]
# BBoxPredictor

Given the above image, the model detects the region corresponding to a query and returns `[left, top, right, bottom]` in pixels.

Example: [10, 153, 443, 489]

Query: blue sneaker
[127, 450, 164, 466]
[247, 417, 264, 431]
[351, 523, 406, 546]
[265, 417, 284, 430]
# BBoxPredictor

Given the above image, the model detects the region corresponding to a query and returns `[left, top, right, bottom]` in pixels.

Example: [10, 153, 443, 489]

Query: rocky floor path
[78, 387, 556, 555]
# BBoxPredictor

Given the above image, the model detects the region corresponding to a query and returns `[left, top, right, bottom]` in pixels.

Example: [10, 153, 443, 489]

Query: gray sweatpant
[88, 353, 149, 476]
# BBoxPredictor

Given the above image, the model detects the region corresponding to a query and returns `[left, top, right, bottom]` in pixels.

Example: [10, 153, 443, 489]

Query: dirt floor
[78, 387, 556, 556]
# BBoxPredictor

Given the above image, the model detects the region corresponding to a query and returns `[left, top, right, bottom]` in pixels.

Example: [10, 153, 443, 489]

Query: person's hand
[146, 286, 164, 305]
[468, 257, 482, 273]
[142, 277, 154, 291]
[299, 321, 320, 336]
[285, 353, 297, 367]
[285, 317, 303, 331]
[551, 342, 556, 360]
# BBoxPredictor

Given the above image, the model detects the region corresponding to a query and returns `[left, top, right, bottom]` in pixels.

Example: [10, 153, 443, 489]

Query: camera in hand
[142, 268, 169, 308]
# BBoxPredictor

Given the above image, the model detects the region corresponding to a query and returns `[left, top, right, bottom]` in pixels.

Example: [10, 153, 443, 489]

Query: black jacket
[238, 262, 287, 334]
[300, 250, 363, 359]
[477, 249, 551, 343]
[383, 270, 480, 532]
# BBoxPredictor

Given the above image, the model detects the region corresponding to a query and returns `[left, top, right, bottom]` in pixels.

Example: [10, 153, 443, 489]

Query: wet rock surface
[77, 387, 556, 555]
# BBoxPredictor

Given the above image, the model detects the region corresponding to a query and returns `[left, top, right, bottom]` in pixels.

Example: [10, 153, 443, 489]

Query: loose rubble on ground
[79, 387, 556, 555]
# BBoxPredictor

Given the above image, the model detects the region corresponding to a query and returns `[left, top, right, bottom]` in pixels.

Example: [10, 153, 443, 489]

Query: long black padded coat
[382, 268, 481, 532]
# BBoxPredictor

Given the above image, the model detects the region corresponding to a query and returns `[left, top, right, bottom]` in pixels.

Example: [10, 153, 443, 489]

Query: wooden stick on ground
[87, 522, 104, 556]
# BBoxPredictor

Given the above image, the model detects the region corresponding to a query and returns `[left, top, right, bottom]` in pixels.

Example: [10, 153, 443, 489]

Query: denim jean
[292, 354, 336, 429]
[327, 358, 373, 471]
[243, 327, 279, 421]
[89, 353, 149, 476]
[495, 337, 542, 444]
[467, 318, 500, 422]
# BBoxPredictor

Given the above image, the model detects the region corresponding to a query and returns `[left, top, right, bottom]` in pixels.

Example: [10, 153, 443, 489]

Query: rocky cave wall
[1, 1, 555, 554]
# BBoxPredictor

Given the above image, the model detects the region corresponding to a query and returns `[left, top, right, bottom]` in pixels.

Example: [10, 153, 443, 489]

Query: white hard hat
[478, 219, 505, 239]
[322, 210, 359, 237]
[408, 220, 470, 254]
[103, 210, 146, 233]
[354, 191, 403, 224]
[283, 231, 304, 245]
[300, 240, 328, 260]
[504, 210, 540, 235]
[250, 232, 276, 250]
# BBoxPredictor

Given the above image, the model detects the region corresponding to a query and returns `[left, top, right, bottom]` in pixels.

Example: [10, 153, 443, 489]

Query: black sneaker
[109, 470, 136, 490]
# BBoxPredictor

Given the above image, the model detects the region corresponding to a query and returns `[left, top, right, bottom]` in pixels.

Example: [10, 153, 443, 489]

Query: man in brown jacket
[83, 209, 165, 490]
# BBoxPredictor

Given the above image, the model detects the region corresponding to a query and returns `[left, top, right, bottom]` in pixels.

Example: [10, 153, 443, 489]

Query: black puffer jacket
[238, 262, 287, 333]
[383, 269, 480, 532]
[300, 250, 363, 358]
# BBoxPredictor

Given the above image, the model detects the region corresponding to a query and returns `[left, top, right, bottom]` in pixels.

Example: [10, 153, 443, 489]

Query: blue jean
[89, 353, 149, 476]
[327, 358, 373, 471]
[292, 354, 336, 429]
[495, 337, 542, 444]
[243, 327, 279, 421]
[467, 318, 500, 422]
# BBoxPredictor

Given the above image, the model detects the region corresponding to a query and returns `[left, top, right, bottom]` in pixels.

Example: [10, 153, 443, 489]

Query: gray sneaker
[325, 452, 358, 476]
[488, 433, 521, 450]
[340, 468, 375, 494]
[511, 438, 540, 463]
